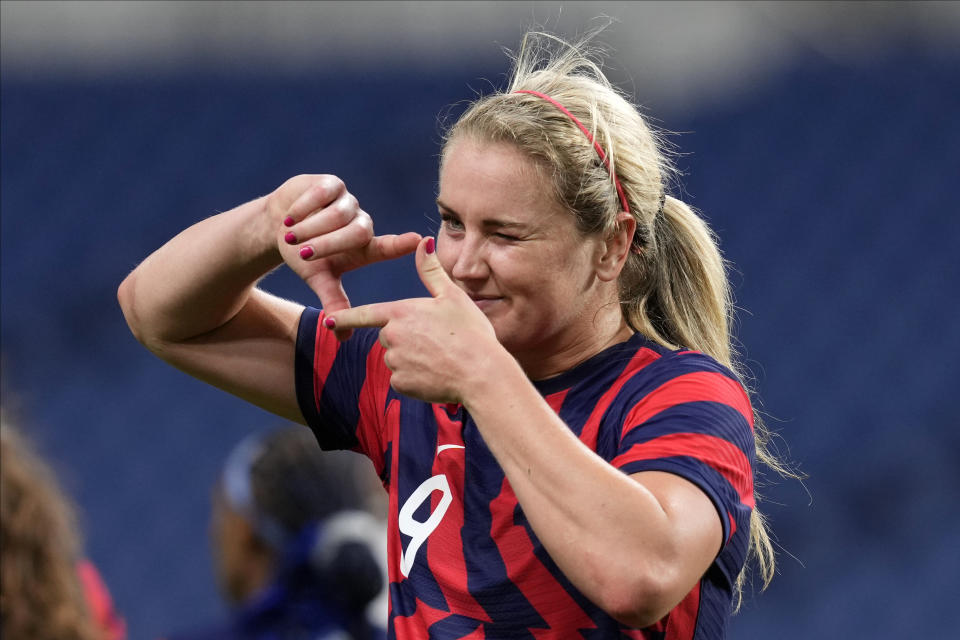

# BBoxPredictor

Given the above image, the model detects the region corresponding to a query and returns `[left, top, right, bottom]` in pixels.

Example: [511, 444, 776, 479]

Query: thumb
[415, 237, 454, 298]
[305, 272, 351, 315]
[306, 273, 355, 341]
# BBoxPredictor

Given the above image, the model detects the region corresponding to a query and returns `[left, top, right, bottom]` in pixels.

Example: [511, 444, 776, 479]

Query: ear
[595, 212, 636, 282]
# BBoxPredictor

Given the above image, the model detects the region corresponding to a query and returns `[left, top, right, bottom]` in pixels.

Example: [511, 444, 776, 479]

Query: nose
[449, 233, 490, 282]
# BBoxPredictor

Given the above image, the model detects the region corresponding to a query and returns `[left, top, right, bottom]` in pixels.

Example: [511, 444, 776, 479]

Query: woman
[1, 414, 127, 640]
[119, 31, 781, 638]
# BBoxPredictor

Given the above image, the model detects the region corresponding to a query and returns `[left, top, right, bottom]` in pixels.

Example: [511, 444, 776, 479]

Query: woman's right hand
[268, 175, 422, 328]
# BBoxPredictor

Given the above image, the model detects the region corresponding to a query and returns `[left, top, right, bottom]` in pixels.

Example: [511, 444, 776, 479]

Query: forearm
[118, 195, 282, 346]
[462, 356, 686, 626]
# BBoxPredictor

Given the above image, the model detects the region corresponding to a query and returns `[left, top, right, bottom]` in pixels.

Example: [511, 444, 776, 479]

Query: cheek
[435, 238, 457, 275]
[211, 505, 242, 568]
[511, 256, 595, 320]
[506, 250, 581, 294]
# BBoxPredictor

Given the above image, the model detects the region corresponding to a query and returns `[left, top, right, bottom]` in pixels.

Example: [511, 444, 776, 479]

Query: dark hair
[247, 426, 368, 534]
[225, 425, 384, 621]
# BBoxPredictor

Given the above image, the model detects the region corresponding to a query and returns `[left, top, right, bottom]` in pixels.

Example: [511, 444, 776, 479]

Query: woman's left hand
[326, 237, 501, 404]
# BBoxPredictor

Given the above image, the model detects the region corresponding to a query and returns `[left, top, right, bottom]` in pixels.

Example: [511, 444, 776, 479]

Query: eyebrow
[436, 198, 528, 230]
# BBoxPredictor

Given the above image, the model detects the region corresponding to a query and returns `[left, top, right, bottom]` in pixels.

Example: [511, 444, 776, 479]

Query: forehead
[439, 138, 564, 221]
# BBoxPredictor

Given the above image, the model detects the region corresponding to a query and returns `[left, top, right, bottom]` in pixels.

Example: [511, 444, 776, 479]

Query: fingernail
[283, 216, 295, 227]
[425, 237, 435, 254]
[284, 232, 297, 244]
[324, 317, 336, 329]
[299, 246, 314, 259]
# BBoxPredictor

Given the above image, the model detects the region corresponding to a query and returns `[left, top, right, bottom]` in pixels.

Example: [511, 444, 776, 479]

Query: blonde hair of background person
[1, 414, 102, 640]
[118, 26, 790, 637]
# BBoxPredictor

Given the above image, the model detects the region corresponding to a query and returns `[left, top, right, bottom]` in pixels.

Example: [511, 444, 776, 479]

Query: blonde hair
[442, 28, 792, 607]
[1, 414, 102, 640]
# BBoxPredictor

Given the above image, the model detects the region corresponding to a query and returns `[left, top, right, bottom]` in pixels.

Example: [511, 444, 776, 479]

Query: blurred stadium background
[2, 1, 958, 638]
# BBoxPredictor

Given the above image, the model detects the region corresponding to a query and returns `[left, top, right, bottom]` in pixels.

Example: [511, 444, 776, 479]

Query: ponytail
[626, 195, 792, 607]
[622, 195, 731, 366]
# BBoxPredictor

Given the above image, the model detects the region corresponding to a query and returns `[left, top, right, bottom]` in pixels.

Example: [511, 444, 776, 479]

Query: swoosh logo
[436, 444, 465, 455]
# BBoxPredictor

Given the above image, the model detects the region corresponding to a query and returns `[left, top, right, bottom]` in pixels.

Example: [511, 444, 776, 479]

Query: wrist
[238, 194, 285, 271]
[460, 344, 529, 412]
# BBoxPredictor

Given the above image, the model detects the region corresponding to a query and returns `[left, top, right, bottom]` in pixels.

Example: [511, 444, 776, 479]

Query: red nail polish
[425, 237, 435, 254]
[324, 317, 336, 329]
[299, 246, 314, 259]
[284, 232, 297, 244]
[283, 216, 295, 227]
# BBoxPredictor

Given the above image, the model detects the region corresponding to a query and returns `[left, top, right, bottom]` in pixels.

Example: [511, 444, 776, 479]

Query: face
[209, 486, 254, 604]
[437, 137, 611, 363]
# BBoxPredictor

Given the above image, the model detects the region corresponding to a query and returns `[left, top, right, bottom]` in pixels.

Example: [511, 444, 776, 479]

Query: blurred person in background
[119, 27, 791, 638]
[164, 425, 386, 640]
[1, 411, 127, 640]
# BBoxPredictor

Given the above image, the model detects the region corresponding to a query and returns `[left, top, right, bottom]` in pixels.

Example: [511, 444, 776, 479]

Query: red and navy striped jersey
[295, 307, 755, 639]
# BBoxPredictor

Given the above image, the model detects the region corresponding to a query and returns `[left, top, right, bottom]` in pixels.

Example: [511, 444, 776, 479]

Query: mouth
[468, 295, 503, 312]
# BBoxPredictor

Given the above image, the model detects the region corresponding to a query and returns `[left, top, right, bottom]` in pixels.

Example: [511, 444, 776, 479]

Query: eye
[494, 232, 520, 241]
[440, 213, 464, 232]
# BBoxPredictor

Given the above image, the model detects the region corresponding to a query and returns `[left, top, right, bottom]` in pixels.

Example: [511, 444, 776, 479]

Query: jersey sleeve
[611, 350, 756, 583]
[294, 307, 393, 477]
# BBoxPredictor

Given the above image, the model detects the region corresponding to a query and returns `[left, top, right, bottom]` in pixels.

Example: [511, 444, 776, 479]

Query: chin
[492, 327, 535, 355]
[487, 316, 511, 338]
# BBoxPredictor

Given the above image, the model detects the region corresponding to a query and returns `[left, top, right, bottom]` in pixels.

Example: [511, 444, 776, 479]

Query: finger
[363, 232, 422, 264]
[285, 176, 345, 225]
[286, 193, 361, 243]
[328, 301, 397, 331]
[297, 213, 374, 260]
[299, 230, 420, 266]
[414, 236, 454, 298]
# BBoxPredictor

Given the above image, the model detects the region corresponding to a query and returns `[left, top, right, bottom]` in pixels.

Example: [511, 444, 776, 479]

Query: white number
[398, 474, 452, 577]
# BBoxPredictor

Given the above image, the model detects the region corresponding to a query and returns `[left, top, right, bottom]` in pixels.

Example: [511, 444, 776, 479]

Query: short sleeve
[295, 307, 392, 475]
[611, 351, 755, 579]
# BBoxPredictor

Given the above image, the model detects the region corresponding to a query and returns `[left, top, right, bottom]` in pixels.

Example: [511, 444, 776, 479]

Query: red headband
[514, 89, 630, 213]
